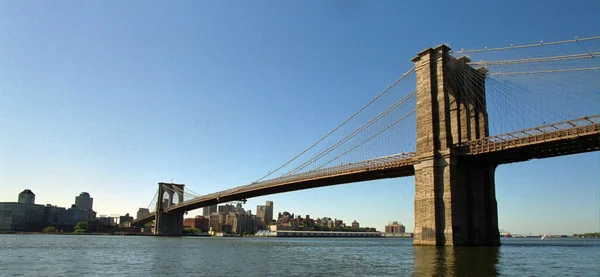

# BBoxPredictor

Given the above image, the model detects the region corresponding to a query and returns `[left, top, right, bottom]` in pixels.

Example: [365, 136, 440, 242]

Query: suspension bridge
[132, 36, 600, 246]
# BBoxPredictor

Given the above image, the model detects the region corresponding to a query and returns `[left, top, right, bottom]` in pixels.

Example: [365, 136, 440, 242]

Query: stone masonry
[412, 45, 500, 246]
[154, 182, 185, 236]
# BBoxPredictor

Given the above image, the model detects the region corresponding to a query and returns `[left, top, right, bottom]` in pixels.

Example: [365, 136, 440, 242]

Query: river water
[0, 235, 598, 276]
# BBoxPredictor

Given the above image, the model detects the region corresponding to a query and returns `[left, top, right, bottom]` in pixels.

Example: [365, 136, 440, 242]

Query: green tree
[42, 226, 57, 233]
[74, 221, 89, 233]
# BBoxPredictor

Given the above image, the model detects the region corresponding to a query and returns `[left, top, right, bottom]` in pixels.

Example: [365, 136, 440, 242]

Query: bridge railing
[173, 152, 417, 208]
[457, 115, 600, 155]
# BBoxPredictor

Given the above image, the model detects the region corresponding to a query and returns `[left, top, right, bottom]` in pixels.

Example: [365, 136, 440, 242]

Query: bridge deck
[458, 115, 600, 164]
[133, 153, 417, 225]
[134, 115, 599, 225]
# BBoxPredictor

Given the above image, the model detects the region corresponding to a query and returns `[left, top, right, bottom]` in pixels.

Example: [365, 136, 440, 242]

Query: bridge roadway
[134, 115, 600, 225]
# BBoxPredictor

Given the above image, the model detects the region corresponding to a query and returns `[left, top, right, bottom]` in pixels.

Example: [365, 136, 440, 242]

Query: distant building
[96, 215, 116, 226]
[209, 212, 226, 232]
[226, 212, 245, 234]
[184, 216, 209, 231]
[245, 212, 259, 234]
[119, 213, 133, 227]
[218, 204, 234, 214]
[18, 190, 36, 204]
[75, 192, 93, 211]
[0, 190, 45, 232]
[352, 220, 360, 228]
[43, 205, 67, 226]
[334, 219, 344, 229]
[265, 201, 273, 224]
[0, 202, 45, 232]
[221, 224, 233, 234]
[256, 201, 273, 227]
[136, 208, 150, 219]
[202, 205, 217, 216]
[64, 205, 93, 225]
[385, 221, 405, 233]
[0, 190, 101, 232]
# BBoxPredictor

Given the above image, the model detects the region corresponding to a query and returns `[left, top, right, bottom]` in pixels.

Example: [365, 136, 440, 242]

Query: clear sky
[1, 1, 598, 235]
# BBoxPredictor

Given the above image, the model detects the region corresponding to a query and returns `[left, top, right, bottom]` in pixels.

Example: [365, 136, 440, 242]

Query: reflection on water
[413, 245, 500, 277]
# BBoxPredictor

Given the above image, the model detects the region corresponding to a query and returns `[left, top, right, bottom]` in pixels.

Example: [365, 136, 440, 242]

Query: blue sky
[1, 1, 598, 234]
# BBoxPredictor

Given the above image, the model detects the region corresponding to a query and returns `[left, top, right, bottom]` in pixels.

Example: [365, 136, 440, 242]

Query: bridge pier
[154, 182, 185, 236]
[155, 211, 185, 236]
[412, 45, 500, 246]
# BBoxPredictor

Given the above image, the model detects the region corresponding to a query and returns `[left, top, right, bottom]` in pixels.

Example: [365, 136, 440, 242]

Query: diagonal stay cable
[284, 90, 416, 176]
[314, 109, 416, 170]
[252, 67, 415, 182]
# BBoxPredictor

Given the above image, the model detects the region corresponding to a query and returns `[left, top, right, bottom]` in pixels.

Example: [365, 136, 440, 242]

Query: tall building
[136, 208, 150, 219]
[256, 201, 274, 227]
[209, 212, 226, 232]
[202, 205, 217, 216]
[265, 201, 273, 224]
[385, 221, 406, 233]
[218, 204, 235, 214]
[75, 192, 93, 211]
[225, 212, 247, 234]
[18, 190, 35, 204]
[352, 220, 360, 228]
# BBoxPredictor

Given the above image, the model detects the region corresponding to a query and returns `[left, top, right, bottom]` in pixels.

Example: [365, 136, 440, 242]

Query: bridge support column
[155, 211, 184, 236]
[412, 45, 499, 246]
[154, 182, 185, 236]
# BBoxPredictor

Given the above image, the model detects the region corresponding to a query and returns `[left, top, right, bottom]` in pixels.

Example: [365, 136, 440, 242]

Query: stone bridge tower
[412, 45, 500, 246]
[154, 182, 185, 236]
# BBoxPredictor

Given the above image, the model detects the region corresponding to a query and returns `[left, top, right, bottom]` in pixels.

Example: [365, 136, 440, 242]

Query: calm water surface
[0, 235, 598, 276]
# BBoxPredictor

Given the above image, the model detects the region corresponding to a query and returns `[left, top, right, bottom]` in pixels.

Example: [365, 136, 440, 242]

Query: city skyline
[1, 1, 599, 235]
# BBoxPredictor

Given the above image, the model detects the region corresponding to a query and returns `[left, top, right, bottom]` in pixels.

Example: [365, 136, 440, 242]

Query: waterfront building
[0, 190, 45, 232]
[225, 212, 247, 234]
[252, 214, 261, 233]
[136, 208, 150, 219]
[96, 215, 116, 226]
[18, 189, 36, 204]
[202, 204, 217, 216]
[0, 190, 101, 232]
[45, 204, 94, 229]
[385, 221, 406, 233]
[184, 216, 209, 231]
[317, 217, 334, 229]
[352, 220, 360, 228]
[43, 205, 67, 226]
[61, 205, 94, 226]
[73, 192, 96, 221]
[245, 212, 259, 233]
[209, 212, 226, 232]
[119, 213, 133, 227]
[221, 224, 233, 234]
[0, 202, 45, 232]
[75, 192, 93, 211]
